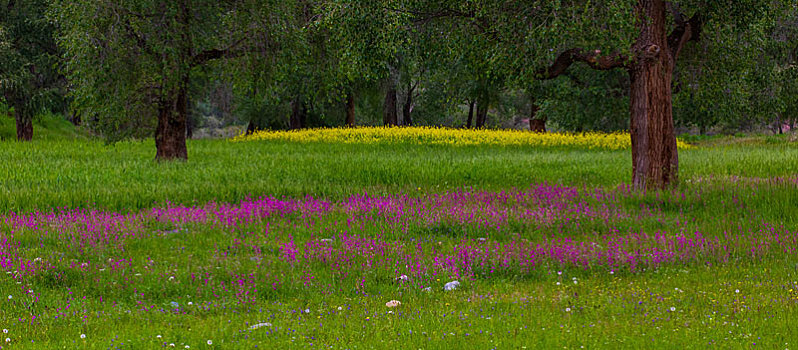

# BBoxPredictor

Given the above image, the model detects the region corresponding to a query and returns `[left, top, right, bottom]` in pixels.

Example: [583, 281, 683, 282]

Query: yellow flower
[233, 126, 694, 151]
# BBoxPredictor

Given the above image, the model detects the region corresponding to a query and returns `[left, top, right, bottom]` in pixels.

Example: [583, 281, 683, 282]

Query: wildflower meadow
[0, 134, 797, 348]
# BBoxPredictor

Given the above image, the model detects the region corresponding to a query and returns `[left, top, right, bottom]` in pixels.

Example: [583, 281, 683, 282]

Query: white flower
[157, 335, 162, 339]
[556, 282, 561, 286]
[248, 322, 272, 330]
[4, 338, 9, 343]
[444, 281, 460, 291]
[557, 271, 562, 275]
[2, 329, 6, 334]
[395, 275, 408, 282]
[7, 295, 11, 300]
[188, 302, 193, 306]
[337, 306, 342, 311]
[573, 280, 578, 285]
[610, 271, 614, 275]
[170, 343, 176, 347]
[385, 300, 401, 308]
[388, 310, 394, 314]
[565, 308, 571, 312]
[207, 340, 212, 345]
[670, 307, 676, 312]
[80, 334, 86, 339]
[304, 308, 310, 314]
[185, 346, 190, 349]
[422, 287, 432, 292]
[735, 289, 740, 294]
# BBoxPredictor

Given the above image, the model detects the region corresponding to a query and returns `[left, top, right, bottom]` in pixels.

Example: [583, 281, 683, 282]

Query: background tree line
[1, 0, 795, 187]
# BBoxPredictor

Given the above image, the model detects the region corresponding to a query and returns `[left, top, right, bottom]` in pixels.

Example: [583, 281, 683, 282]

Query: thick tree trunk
[466, 100, 475, 128]
[155, 89, 188, 161]
[383, 82, 398, 126]
[15, 110, 33, 141]
[529, 102, 546, 132]
[290, 98, 307, 130]
[629, 0, 678, 189]
[346, 93, 355, 127]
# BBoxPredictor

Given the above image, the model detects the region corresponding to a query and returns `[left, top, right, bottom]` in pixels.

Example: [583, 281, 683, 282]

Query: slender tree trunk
[246, 120, 257, 134]
[155, 87, 188, 160]
[466, 100, 475, 128]
[402, 82, 414, 126]
[346, 93, 355, 127]
[529, 101, 546, 132]
[15, 110, 33, 141]
[383, 82, 398, 126]
[475, 96, 488, 128]
[290, 97, 307, 130]
[186, 95, 194, 139]
[629, 0, 678, 189]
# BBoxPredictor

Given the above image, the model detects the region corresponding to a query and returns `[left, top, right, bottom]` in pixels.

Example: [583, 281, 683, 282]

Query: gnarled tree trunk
[155, 87, 188, 161]
[15, 110, 33, 141]
[529, 101, 545, 132]
[629, 0, 678, 189]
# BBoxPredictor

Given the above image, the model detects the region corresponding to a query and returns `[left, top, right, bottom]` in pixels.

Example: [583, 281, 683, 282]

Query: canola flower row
[233, 126, 694, 150]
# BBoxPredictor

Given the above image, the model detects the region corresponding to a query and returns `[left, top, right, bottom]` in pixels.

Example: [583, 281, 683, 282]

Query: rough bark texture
[538, 0, 701, 189]
[346, 93, 355, 127]
[629, 0, 678, 189]
[246, 120, 257, 135]
[290, 98, 307, 130]
[466, 100, 475, 128]
[383, 83, 398, 126]
[155, 89, 188, 161]
[529, 103, 546, 132]
[15, 110, 33, 141]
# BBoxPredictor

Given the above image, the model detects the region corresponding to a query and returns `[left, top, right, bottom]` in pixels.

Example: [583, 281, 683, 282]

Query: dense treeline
[0, 0, 796, 187]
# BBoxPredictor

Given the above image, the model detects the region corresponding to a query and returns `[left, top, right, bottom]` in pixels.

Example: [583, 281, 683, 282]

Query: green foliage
[0, 0, 65, 122]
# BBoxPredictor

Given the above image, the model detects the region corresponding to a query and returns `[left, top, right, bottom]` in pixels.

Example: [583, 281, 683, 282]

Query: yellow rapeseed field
[233, 126, 693, 151]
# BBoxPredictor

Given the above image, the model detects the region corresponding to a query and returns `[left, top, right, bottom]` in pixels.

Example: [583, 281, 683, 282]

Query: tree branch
[190, 36, 249, 67]
[668, 13, 704, 60]
[537, 48, 629, 80]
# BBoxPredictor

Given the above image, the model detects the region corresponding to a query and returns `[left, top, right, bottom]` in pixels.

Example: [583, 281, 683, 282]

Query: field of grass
[1, 130, 797, 348]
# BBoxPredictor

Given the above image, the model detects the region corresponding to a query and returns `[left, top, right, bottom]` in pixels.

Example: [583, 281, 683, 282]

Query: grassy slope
[0, 113, 89, 141]
[1, 136, 797, 349]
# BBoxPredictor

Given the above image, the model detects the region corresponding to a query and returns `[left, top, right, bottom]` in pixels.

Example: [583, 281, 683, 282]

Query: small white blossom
[337, 306, 342, 311]
[385, 300, 401, 308]
[2, 329, 6, 334]
[735, 289, 740, 294]
[4, 338, 9, 343]
[80, 334, 86, 339]
[565, 308, 571, 312]
[207, 340, 212, 345]
[670, 307, 676, 312]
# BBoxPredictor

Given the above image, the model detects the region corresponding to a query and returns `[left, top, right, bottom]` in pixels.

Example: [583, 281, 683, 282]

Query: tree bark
[528, 101, 545, 132]
[155, 87, 188, 161]
[290, 97, 307, 130]
[186, 95, 194, 139]
[475, 95, 488, 128]
[246, 120, 257, 135]
[466, 99, 475, 128]
[402, 81, 415, 126]
[15, 110, 33, 141]
[383, 82, 398, 126]
[346, 93, 355, 127]
[629, 0, 678, 189]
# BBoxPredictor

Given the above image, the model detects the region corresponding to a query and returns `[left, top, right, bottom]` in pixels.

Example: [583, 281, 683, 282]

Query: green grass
[1, 135, 797, 349]
[0, 137, 796, 213]
[0, 112, 89, 141]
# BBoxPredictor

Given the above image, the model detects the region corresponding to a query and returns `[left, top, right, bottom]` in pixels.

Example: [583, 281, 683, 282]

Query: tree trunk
[186, 95, 194, 139]
[155, 88, 188, 161]
[402, 82, 414, 126]
[529, 102, 546, 132]
[475, 96, 488, 128]
[466, 100, 475, 128]
[246, 120, 257, 135]
[629, 0, 678, 189]
[346, 93, 355, 127]
[290, 97, 307, 130]
[15, 110, 33, 141]
[383, 82, 398, 126]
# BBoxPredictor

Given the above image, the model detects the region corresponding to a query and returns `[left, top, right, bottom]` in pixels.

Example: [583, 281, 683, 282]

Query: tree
[54, 0, 282, 160]
[0, 0, 64, 141]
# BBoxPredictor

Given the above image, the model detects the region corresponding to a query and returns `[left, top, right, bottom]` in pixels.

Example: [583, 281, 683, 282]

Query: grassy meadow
[0, 128, 797, 348]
